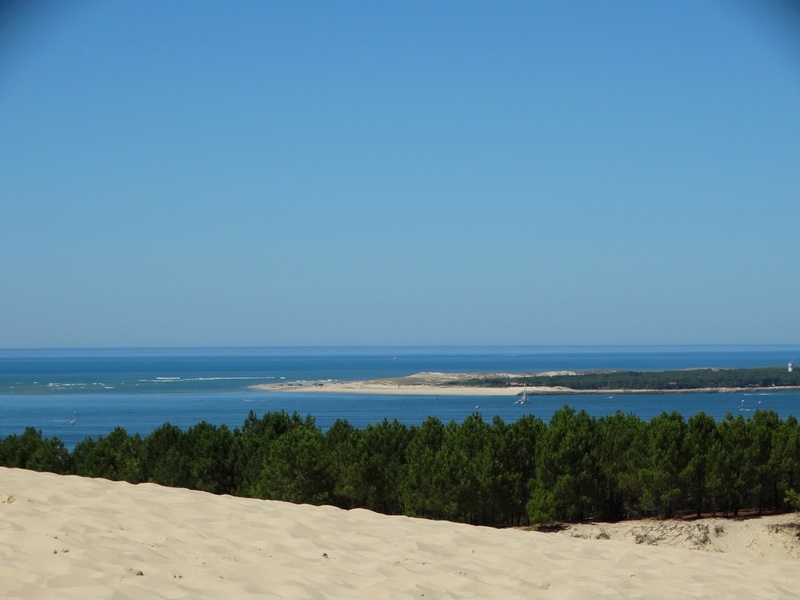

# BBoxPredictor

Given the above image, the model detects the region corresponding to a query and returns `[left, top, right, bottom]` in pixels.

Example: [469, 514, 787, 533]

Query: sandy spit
[251, 371, 800, 396]
[1, 467, 799, 599]
[253, 372, 566, 395]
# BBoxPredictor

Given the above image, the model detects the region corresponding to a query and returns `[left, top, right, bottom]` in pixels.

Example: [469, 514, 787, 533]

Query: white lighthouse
[789, 362, 793, 373]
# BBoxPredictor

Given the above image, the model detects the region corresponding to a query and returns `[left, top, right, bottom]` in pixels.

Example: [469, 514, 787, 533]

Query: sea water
[1, 345, 799, 448]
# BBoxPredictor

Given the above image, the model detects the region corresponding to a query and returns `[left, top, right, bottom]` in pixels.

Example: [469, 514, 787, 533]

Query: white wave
[46, 382, 87, 388]
[184, 376, 273, 382]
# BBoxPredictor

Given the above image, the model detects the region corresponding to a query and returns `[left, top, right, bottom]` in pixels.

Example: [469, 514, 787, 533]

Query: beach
[2, 467, 799, 599]
[253, 371, 575, 395]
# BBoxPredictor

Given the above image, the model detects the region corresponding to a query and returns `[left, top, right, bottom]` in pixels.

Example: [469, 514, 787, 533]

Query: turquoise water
[1, 345, 799, 448]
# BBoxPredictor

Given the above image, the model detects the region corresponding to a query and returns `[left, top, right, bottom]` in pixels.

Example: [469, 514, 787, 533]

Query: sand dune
[1, 467, 798, 599]
[554, 517, 800, 562]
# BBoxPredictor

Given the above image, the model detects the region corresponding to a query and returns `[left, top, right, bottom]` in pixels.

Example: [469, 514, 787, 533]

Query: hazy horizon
[3, 343, 800, 353]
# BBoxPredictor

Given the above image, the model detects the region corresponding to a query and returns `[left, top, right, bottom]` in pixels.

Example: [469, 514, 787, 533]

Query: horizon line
[2, 343, 799, 353]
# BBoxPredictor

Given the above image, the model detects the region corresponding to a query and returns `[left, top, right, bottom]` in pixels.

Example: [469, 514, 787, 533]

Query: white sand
[2, 467, 799, 599]
[253, 372, 564, 396]
[256, 382, 528, 396]
[555, 518, 800, 561]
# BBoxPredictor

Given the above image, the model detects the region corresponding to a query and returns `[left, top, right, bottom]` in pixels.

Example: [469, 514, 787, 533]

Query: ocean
[1, 345, 799, 449]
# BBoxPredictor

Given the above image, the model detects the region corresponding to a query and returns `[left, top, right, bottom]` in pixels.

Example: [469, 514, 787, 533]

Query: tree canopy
[456, 367, 800, 392]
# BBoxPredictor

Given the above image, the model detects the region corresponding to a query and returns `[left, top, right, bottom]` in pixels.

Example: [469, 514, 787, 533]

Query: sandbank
[2, 467, 799, 599]
[251, 371, 800, 396]
[253, 371, 566, 396]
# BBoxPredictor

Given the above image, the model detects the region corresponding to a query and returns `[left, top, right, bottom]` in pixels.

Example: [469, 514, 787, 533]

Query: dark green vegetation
[457, 367, 800, 391]
[2, 408, 799, 526]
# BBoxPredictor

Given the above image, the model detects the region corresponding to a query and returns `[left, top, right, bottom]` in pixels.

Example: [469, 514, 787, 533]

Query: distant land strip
[253, 366, 800, 396]
[451, 366, 800, 394]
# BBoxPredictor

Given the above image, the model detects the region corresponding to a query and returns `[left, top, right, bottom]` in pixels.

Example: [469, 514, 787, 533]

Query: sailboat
[515, 386, 529, 405]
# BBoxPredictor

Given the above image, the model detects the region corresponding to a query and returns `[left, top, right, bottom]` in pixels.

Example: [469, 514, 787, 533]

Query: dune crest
[1, 467, 798, 599]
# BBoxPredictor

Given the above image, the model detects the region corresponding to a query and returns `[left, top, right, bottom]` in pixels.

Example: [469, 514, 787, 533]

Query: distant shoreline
[251, 370, 800, 397]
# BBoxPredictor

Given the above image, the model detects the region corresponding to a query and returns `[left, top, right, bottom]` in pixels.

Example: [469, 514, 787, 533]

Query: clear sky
[1, 1, 799, 348]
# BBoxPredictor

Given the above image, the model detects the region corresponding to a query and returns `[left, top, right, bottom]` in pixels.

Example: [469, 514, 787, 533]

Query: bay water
[1, 345, 799, 449]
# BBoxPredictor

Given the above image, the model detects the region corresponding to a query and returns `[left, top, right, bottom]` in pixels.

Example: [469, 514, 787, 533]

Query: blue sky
[1, 1, 799, 348]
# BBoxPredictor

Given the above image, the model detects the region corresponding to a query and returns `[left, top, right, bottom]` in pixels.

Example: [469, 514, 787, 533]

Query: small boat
[515, 386, 529, 405]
